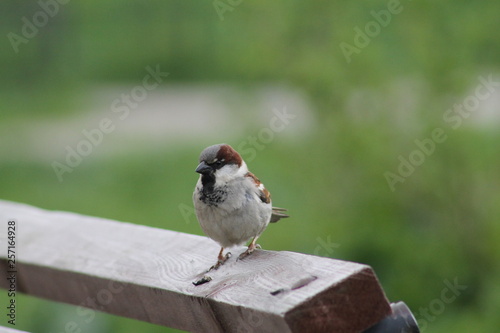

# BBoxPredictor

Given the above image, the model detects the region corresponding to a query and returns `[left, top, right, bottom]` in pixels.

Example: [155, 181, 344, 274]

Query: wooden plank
[0, 200, 391, 332]
[0, 327, 30, 333]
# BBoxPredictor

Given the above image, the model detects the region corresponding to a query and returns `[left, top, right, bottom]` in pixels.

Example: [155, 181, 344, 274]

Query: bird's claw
[238, 244, 261, 261]
[208, 252, 232, 271]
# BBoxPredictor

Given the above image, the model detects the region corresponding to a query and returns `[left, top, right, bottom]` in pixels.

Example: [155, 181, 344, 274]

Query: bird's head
[196, 144, 247, 185]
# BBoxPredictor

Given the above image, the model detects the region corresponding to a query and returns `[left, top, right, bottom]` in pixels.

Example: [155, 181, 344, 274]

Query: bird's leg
[208, 247, 231, 271]
[238, 237, 261, 260]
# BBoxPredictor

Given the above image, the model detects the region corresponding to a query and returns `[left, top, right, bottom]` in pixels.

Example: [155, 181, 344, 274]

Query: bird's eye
[207, 158, 225, 168]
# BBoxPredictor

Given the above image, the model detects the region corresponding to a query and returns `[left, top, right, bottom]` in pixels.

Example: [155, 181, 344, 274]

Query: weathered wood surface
[0, 326, 30, 333]
[0, 200, 391, 332]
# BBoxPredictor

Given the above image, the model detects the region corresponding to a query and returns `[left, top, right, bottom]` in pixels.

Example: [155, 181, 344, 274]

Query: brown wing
[245, 172, 289, 222]
[245, 172, 271, 204]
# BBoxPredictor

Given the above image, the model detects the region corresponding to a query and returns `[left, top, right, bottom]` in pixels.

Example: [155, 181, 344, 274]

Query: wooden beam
[0, 200, 391, 332]
[0, 326, 31, 333]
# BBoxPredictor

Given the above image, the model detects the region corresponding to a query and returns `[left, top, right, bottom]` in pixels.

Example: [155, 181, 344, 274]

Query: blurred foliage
[1, 0, 500, 332]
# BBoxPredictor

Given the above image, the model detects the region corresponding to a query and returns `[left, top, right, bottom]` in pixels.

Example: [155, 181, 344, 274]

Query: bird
[193, 143, 289, 270]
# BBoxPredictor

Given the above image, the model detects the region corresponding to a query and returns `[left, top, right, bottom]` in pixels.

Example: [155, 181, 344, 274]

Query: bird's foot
[238, 243, 261, 261]
[208, 252, 231, 271]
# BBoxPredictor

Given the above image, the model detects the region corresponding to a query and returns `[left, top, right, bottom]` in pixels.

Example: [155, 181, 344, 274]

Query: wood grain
[0, 200, 391, 332]
[0, 326, 31, 333]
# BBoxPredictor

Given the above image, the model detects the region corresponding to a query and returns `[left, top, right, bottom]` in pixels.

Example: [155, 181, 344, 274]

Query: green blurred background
[1, 0, 500, 332]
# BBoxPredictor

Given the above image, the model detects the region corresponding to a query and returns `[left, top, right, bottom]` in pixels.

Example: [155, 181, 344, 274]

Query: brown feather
[244, 172, 271, 204]
[217, 144, 243, 167]
[244, 172, 289, 222]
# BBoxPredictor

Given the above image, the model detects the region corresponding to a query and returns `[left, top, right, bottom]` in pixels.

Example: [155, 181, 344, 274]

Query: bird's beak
[195, 161, 212, 174]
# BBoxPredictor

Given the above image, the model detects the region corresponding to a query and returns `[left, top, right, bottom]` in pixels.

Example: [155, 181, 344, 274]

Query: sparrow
[193, 144, 289, 270]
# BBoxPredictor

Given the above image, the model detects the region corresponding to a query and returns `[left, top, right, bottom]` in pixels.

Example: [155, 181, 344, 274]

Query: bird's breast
[198, 185, 228, 207]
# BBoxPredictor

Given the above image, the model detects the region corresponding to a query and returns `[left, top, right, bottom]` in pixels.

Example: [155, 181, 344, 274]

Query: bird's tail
[270, 207, 289, 223]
